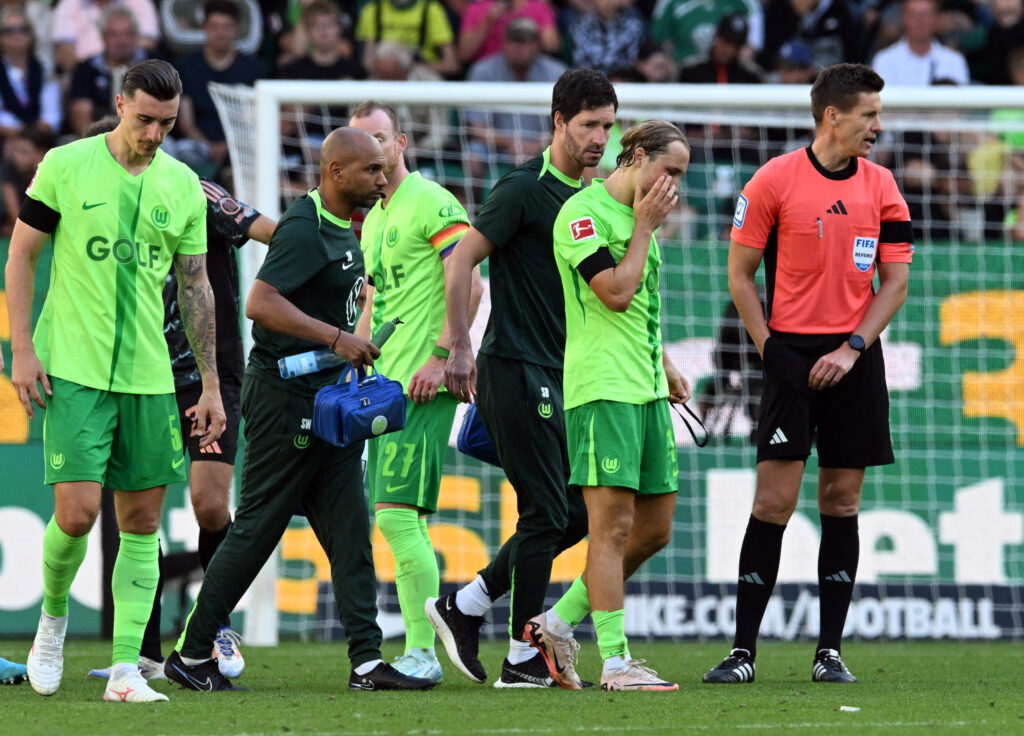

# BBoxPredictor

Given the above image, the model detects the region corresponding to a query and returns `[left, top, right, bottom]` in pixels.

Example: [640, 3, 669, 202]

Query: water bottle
[278, 318, 401, 379]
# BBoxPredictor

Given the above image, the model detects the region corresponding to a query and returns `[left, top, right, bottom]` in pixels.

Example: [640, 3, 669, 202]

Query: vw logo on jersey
[852, 236, 878, 273]
[151, 205, 170, 229]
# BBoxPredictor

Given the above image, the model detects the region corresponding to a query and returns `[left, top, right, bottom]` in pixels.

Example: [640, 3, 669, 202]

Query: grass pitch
[2, 639, 1020, 735]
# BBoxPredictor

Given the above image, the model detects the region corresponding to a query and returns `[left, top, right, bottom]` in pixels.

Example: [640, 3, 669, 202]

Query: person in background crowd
[458, 0, 560, 66]
[52, 0, 158, 75]
[759, 0, 860, 74]
[648, 0, 763, 67]
[67, 5, 146, 137]
[871, 0, 969, 85]
[0, 6, 60, 141]
[569, 0, 646, 76]
[678, 13, 763, 84]
[355, 0, 459, 78]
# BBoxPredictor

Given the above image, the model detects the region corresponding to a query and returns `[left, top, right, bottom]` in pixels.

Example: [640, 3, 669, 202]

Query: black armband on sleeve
[19, 197, 60, 233]
[366, 274, 375, 287]
[879, 220, 913, 243]
[576, 247, 617, 284]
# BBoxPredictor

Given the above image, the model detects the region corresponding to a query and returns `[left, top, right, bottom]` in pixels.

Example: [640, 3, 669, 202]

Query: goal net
[211, 80, 1024, 644]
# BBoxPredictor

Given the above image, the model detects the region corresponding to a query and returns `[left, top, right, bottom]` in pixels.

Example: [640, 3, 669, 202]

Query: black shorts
[756, 332, 894, 468]
[175, 378, 241, 465]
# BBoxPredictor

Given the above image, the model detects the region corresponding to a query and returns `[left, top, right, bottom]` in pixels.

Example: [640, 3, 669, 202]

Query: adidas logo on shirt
[769, 428, 788, 445]
[826, 199, 848, 215]
[824, 570, 852, 583]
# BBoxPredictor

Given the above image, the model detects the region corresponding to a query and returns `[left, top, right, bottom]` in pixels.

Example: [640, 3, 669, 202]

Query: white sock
[40, 611, 68, 629]
[507, 638, 536, 665]
[545, 608, 573, 638]
[455, 575, 492, 617]
[179, 655, 211, 666]
[109, 662, 138, 678]
[354, 658, 383, 675]
[602, 655, 628, 674]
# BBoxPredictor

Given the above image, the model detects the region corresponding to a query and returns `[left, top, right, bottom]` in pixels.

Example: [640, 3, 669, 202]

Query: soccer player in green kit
[350, 101, 481, 683]
[5, 59, 226, 702]
[165, 127, 434, 693]
[429, 69, 618, 688]
[538, 120, 691, 691]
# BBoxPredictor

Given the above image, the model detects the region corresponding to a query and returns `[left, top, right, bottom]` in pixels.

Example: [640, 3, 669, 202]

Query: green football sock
[110, 531, 159, 665]
[377, 508, 439, 651]
[552, 576, 591, 628]
[592, 609, 628, 660]
[41, 516, 89, 618]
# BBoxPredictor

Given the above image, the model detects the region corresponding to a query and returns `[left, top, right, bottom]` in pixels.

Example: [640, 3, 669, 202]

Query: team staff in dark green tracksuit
[165, 128, 434, 692]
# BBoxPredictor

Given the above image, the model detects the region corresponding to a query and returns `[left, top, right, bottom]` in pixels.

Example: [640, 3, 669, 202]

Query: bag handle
[671, 401, 709, 448]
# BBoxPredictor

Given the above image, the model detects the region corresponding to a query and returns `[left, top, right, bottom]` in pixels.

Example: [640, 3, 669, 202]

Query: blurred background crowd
[0, 0, 1021, 243]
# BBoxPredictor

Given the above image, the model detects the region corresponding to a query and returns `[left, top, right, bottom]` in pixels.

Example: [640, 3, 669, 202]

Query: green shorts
[565, 399, 678, 494]
[43, 376, 186, 489]
[367, 392, 459, 513]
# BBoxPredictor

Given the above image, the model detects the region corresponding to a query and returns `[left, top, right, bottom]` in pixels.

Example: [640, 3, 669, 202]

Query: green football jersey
[475, 147, 583, 369]
[27, 134, 206, 394]
[361, 171, 469, 387]
[247, 190, 367, 397]
[553, 181, 667, 409]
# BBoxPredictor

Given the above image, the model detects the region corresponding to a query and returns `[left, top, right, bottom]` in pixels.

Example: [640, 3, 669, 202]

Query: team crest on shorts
[570, 217, 597, 242]
[852, 236, 878, 272]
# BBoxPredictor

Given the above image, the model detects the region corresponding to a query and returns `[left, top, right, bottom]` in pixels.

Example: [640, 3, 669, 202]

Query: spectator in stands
[458, 0, 560, 66]
[276, 0, 357, 70]
[465, 18, 565, 174]
[1, 123, 48, 236]
[67, 5, 146, 137]
[772, 39, 817, 84]
[678, 13, 762, 84]
[632, 39, 676, 82]
[871, 0, 970, 85]
[569, 0, 645, 76]
[648, 0, 763, 67]
[0, 6, 60, 140]
[175, 0, 263, 172]
[367, 40, 448, 155]
[14, 0, 54, 72]
[355, 0, 459, 78]
[51, 0, 158, 75]
[277, 0, 363, 80]
[971, 0, 1024, 84]
[759, 0, 860, 74]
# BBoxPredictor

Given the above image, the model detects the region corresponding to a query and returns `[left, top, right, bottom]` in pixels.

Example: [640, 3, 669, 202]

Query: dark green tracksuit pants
[180, 373, 382, 667]
[475, 354, 589, 639]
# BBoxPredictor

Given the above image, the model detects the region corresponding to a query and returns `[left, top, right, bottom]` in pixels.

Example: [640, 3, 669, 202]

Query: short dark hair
[82, 115, 121, 137]
[204, 0, 240, 23]
[810, 63, 884, 124]
[550, 69, 618, 133]
[122, 59, 183, 102]
[615, 120, 688, 169]
[350, 100, 401, 136]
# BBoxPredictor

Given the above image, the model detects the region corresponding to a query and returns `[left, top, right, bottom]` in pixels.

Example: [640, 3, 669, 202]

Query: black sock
[140, 544, 164, 662]
[817, 513, 859, 653]
[733, 515, 786, 657]
[199, 520, 232, 629]
[198, 520, 231, 572]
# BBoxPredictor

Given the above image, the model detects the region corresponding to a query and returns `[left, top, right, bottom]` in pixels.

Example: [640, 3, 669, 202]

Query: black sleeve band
[879, 220, 913, 244]
[366, 273, 375, 287]
[576, 247, 617, 284]
[19, 197, 60, 234]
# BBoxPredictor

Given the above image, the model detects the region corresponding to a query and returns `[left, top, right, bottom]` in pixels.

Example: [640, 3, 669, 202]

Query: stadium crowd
[0, 0, 1022, 242]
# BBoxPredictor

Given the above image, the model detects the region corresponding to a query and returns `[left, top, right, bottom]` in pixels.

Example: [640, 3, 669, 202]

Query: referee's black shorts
[756, 332, 894, 468]
[175, 377, 241, 465]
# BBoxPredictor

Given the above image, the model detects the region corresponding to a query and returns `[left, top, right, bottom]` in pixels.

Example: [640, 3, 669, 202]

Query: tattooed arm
[174, 252, 227, 447]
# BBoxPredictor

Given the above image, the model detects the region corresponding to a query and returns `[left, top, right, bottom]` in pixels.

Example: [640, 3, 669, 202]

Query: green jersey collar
[539, 147, 583, 189]
[594, 179, 635, 216]
[310, 188, 351, 228]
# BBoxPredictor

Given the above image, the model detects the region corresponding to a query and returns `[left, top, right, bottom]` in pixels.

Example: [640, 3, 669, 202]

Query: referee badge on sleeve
[570, 217, 597, 242]
[733, 195, 748, 228]
[852, 236, 878, 272]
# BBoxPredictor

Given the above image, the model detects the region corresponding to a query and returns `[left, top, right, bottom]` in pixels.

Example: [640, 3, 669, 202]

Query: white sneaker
[88, 655, 167, 681]
[27, 611, 67, 696]
[212, 628, 245, 678]
[103, 663, 169, 702]
[600, 660, 678, 692]
[392, 648, 443, 682]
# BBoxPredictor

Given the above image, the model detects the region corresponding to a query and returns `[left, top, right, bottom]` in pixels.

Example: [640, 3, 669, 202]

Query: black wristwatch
[848, 334, 866, 354]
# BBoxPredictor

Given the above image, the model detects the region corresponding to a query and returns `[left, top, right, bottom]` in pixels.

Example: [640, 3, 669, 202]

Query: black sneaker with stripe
[425, 594, 487, 683]
[812, 649, 857, 683]
[164, 651, 249, 691]
[703, 648, 755, 684]
[493, 655, 558, 688]
[349, 662, 436, 691]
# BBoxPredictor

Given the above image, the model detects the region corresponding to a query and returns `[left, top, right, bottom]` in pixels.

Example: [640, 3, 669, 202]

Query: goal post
[211, 80, 1024, 645]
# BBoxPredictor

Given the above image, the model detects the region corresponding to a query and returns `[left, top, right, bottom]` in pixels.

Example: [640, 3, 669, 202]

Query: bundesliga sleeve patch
[569, 217, 597, 242]
[733, 194, 748, 228]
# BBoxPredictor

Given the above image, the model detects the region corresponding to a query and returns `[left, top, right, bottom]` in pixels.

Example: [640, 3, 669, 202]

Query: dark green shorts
[43, 376, 186, 489]
[565, 399, 678, 494]
[367, 392, 459, 512]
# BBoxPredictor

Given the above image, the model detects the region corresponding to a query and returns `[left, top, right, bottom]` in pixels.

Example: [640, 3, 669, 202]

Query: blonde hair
[615, 120, 688, 169]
